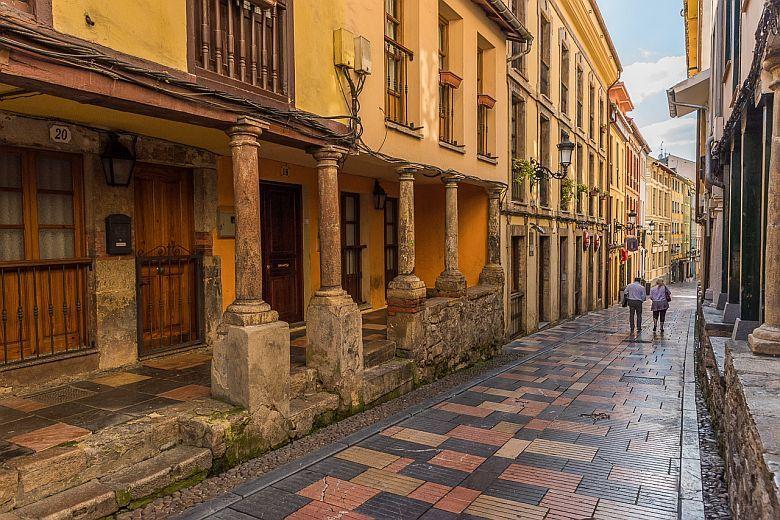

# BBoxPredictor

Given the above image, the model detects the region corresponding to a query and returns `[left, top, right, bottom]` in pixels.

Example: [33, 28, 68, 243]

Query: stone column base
[306, 293, 364, 412]
[723, 302, 741, 324]
[435, 270, 467, 298]
[479, 264, 505, 287]
[748, 324, 780, 356]
[211, 321, 290, 415]
[388, 275, 427, 314]
[220, 300, 279, 329]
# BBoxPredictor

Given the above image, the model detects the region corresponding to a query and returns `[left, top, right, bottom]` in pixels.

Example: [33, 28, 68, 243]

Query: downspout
[605, 76, 620, 303]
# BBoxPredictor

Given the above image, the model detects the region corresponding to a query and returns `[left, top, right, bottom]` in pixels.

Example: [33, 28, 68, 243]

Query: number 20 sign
[49, 125, 72, 144]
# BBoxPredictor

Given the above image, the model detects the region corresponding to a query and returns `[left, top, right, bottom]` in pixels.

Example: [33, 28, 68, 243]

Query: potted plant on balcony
[513, 158, 539, 186]
[560, 178, 576, 208]
[576, 183, 589, 197]
[589, 186, 602, 197]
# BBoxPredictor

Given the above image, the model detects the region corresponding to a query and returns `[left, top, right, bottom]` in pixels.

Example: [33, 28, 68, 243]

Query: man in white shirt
[624, 277, 647, 334]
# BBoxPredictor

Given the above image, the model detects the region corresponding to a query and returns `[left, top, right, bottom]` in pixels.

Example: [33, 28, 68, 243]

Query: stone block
[716, 292, 728, 310]
[288, 392, 340, 438]
[92, 257, 137, 369]
[11, 447, 88, 507]
[0, 469, 17, 513]
[362, 359, 415, 406]
[212, 321, 290, 415]
[202, 255, 223, 347]
[732, 319, 760, 341]
[101, 446, 212, 507]
[290, 367, 319, 399]
[388, 309, 425, 358]
[12, 481, 117, 520]
[306, 294, 364, 411]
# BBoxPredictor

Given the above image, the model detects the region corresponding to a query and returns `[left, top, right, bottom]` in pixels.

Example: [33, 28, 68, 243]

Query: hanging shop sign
[594, 235, 601, 251]
[626, 237, 639, 252]
[583, 230, 591, 250]
[620, 248, 628, 264]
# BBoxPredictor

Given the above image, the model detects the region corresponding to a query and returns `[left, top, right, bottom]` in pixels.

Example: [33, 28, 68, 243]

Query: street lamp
[648, 220, 656, 236]
[626, 210, 637, 233]
[101, 133, 136, 187]
[372, 180, 387, 210]
[530, 133, 575, 180]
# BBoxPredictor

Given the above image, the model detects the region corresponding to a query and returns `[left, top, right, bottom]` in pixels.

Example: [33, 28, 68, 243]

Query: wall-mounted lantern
[101, 133, 136, 187]
[373, 180, 387, 210]
[529, 133, 575, 180]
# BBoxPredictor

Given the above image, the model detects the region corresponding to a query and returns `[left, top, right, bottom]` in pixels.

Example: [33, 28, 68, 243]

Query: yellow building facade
[504, 0, 620, 336]
[646, 159, 675, 282]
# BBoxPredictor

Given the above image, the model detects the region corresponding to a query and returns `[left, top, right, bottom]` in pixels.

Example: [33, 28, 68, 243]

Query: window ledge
[385, 121, 423, 139]
[439, 140, 466, 154]
[477, 154, 498, 165]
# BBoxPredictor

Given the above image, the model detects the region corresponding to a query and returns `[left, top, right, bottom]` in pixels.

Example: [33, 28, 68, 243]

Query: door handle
[276, 263, 290, 268]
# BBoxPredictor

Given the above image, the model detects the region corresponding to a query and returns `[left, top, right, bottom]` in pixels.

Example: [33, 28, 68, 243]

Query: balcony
[193, 0, 291, 101]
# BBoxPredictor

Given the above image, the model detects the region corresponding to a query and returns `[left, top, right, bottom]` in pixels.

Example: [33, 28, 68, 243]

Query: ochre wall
[51, 0, 189, 71]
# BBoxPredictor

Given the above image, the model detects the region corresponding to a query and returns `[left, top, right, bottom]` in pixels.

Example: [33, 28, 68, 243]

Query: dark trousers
[628, 300, 643, 331]
[653, 309, 667, 323]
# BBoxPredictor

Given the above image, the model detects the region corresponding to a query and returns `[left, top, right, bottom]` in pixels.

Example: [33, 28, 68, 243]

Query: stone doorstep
[362, 359, 415, 406]
[364, 339, 397, 369]
[290, 367, 320, 399]
[10, 481, 117, 520]
[287, 392, 340, 439]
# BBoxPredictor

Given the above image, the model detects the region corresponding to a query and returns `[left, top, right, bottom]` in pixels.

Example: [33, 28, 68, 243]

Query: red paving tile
[287, 501, 372, 519]
[298, 476, 380, 510]
[383, 457, 414, 473]
[408, 482, 451, 504]
[434, 486, 481, 514]
[446, 425, 513, 446]
[429, 450, 486, 472]
[500, 464, 582, 493]
[436, 402, 493, 417]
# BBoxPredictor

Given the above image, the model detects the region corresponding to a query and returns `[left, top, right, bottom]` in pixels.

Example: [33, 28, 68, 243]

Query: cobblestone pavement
[174, 283, 708, 520]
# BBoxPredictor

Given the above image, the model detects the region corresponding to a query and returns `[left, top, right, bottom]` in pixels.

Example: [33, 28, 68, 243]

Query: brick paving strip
[174, 286, 704, 520]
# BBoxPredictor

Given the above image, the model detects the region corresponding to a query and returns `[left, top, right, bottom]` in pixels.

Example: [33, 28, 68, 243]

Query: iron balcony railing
[0, 259, 93, 367]
[194, 0, 290, 97]
[385, 37, 413, 126]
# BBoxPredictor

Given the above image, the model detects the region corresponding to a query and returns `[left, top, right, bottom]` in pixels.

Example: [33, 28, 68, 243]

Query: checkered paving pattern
[195, 286, 698, 519]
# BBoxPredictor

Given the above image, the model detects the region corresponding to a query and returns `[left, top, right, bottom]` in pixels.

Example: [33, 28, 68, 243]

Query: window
[588, 84, 595, 139]
[539, 115, 551, 206]
[476, 46, 494, 157]
[598, 96, 604, 148]
[540, 17, 551, 98]
[576, 65, 584, 128]
[511, 95, 526, 202]
[0, 150, 83, 262]
[560, 44, 570, 115]
[576, 144, 584, 213]
[511, 236, 523, 294]
[588, 153, 595, 215]
[510, 0, 527, 72]
[385, 0, 412, 125]
[438, 17, 455, 144]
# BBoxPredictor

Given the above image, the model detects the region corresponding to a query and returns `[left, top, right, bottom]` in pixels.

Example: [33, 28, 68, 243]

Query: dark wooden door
[135, 165, 199, 357]
[341, 192, 364, 303]
[384, 197, 399, 289]
[261, 182, 303, 324]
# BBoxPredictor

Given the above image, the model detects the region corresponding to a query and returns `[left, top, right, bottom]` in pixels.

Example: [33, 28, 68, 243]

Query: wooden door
[341, 192, 365, 304]
[261, 182, 303, 324]
[384, 197, 399, 289]
[135, 165, 199, 357]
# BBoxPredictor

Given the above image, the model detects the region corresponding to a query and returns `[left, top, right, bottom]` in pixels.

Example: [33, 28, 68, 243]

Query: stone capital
[485, 184, 504, 199]
[309, 145, 349, 165]
[441, 173, 464, 187]
[396, 165, 422, 181]
[227, 117, 269, 146]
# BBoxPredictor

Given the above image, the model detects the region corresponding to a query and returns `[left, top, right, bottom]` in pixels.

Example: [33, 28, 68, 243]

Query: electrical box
[354, 36, 372, 74]
[217, 207, 236, 238]
[106, 214, 131, 255]
[333, 28, 356, 69]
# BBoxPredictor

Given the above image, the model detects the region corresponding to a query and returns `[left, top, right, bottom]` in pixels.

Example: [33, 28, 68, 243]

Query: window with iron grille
[539, 115, 551, 207]
[560, 43, 570, 115]
[588, 84, 595, 139]
[576, 65, 584, 128]
[511, 94, 526, 202]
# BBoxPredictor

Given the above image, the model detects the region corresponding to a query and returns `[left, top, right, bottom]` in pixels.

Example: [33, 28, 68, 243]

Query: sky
[598, 0, 696, 160]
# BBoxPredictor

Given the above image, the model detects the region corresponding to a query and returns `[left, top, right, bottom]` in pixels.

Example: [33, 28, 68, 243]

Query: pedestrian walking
[623, 277, 647, 334]
[650, 278, 672, 333]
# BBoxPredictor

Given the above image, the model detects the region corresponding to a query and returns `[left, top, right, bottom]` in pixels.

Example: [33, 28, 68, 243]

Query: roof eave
[471, 0, 533, 43]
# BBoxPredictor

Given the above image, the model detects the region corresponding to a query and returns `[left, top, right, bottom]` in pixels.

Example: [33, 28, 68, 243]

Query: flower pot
[439, 70, 463, 88]
[477, 94, 497, 109]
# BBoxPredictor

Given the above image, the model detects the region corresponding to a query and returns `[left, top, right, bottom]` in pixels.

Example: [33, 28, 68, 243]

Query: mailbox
[106, 214, 132, 255]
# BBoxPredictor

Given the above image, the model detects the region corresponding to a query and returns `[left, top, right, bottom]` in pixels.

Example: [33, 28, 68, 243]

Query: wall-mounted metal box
[106, 214, 132, 255]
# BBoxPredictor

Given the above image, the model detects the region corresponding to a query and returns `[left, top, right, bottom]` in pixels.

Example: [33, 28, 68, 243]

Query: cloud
[639, 116, 697, 159]
[622, 55, 687, 104]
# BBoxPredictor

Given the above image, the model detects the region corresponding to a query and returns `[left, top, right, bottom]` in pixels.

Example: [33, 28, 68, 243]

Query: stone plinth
[749, 324, 780, 356]
[306, 293, 364, 412]
[479, 264, 505, 287]
[211, 321, 290, 415]
[435, 270, 467, 298]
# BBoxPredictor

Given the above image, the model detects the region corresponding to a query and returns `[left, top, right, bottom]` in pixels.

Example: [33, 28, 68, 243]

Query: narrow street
[179, 283, 703, 520]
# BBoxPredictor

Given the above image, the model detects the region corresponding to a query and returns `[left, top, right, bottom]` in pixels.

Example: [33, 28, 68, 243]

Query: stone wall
[395, 285, 504, 383]
[697, 308, 780, 520]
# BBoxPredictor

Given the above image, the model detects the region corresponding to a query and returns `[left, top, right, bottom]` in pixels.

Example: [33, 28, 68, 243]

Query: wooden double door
[135, 165, 201, 357]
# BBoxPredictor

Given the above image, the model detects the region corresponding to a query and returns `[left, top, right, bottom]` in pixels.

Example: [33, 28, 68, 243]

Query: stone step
[362, 358, 415, 406]
[100, 446, 212, 509]
[290, 366, 319, 399]
[10, 480, 117, 520]
[364, 339, 397, 368]
[288, 392, 339, 438]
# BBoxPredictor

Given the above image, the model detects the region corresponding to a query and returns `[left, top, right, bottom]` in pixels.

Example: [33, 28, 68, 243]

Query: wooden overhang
[470, 0, 533, 43]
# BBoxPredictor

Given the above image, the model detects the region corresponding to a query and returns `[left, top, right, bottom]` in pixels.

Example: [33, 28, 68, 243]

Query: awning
[667, 68, 711, 118]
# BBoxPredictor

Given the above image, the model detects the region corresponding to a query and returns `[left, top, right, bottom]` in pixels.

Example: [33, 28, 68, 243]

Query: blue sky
[599, 0, 697, 160]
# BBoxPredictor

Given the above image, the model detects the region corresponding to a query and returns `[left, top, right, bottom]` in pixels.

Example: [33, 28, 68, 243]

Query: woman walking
[650, 278, 671, 333]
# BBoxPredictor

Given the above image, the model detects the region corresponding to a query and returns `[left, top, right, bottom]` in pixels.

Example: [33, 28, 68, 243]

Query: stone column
[749, 57, 780, 355]
[435, 174, 467, 297]
[479, 185, 505, 286]
[212, 117, 290, 416]
[306, 145, 364, 411]
[387, 166, 427, 359]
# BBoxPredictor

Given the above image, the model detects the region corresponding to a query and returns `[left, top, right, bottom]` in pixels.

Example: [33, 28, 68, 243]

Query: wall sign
[49, 125, 72, 144]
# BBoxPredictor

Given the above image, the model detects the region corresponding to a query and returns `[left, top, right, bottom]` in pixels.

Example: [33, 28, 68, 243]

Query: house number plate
[49, 125, 72, 144]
